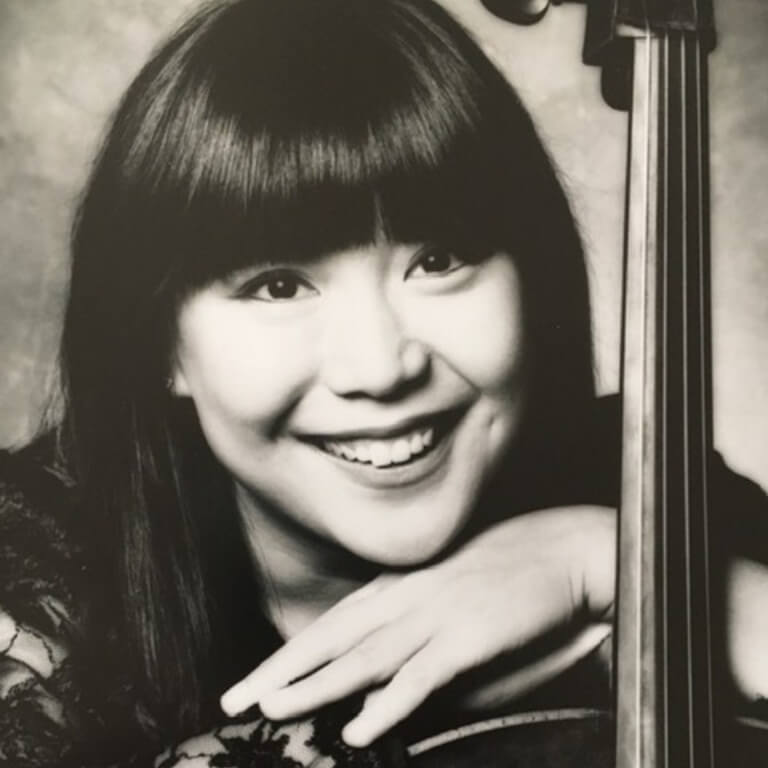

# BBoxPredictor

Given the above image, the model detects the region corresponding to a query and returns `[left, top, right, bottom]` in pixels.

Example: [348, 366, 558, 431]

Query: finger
[259, 618, 429, 720]
[221, 588, 406, 715]
[341, 637, 468, 747]
[221, 621, 358, 715]
[361, 684, 387, 711]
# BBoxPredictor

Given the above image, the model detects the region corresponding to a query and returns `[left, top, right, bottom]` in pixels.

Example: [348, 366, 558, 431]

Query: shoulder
[0, 440, 84, 631]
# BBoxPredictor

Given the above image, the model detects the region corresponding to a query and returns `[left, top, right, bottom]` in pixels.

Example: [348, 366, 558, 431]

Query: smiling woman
[0, 0, 767, 767]
[172, 244, 525, 568]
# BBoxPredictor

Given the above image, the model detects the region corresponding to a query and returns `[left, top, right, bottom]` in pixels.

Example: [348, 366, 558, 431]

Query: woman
[1, 0, 766, 766]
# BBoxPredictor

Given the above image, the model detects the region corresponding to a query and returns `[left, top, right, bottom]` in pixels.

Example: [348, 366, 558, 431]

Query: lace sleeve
[0, 604, 76, 764]
[0, 449, 93, 766]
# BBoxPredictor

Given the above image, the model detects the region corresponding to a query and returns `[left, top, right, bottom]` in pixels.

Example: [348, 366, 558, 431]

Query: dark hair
[57, 0, 594, 736]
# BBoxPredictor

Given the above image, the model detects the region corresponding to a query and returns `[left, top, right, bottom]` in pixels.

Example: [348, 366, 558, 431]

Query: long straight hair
[58, 0, 594, 737]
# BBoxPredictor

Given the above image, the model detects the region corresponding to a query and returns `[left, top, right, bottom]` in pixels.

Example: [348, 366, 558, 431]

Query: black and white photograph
[1, 1, 767, 766]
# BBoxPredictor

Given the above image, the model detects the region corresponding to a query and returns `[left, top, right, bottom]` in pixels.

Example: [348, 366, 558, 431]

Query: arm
[221, 505, 618, 746]
[729, 558, 768, 705]
[714, 453, 768, 711]
[221, 489, 768, 747]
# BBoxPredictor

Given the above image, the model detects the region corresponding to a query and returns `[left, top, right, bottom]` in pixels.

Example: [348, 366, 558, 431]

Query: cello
[407, 0, 768, 765]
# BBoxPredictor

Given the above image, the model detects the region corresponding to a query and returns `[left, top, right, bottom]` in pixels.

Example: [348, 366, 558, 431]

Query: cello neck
[615, 29, 721, 768]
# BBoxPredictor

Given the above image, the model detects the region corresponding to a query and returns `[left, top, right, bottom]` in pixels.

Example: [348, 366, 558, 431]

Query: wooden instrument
[407, 0, 768, 765]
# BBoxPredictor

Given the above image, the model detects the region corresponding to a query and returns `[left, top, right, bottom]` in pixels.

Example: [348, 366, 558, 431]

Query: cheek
[408, 262, 525, 393]
[175, 302, 320, 431]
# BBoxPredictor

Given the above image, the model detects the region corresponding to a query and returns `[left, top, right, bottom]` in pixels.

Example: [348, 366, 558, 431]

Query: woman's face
[172, 242, 526, 565]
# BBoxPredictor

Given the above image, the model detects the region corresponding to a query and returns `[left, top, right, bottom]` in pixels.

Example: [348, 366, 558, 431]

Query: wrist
[570, 505, 617, 620]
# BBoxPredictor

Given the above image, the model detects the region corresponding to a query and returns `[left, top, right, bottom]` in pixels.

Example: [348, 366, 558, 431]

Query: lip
[298, 406, 467, 490]
[294, 406, 465, 443]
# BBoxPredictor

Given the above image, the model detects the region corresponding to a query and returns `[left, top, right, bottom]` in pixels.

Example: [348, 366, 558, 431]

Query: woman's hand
[221, 505, 617, 747]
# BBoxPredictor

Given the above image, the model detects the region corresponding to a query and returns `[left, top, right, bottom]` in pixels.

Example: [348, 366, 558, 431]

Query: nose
[319, 290, 429, 399]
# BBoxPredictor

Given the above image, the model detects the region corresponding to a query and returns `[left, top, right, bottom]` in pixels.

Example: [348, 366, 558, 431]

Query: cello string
[660, 29, 670, 768]
[643, 31, 655, 768]
[695, 36, 717, 766]
[679, 30, 697, 767]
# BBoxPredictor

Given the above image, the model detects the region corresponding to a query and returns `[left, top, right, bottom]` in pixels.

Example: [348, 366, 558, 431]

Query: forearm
[728, 557, 768, 704]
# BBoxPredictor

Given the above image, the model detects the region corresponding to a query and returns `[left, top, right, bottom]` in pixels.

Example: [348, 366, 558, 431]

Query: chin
[338, 504, 472, 567]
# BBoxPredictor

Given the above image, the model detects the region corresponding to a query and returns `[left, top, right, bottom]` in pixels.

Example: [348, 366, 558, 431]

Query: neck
[235, 482, 378, 638]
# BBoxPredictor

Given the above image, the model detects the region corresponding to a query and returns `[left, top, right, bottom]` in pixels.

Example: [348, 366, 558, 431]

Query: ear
[169, 364, 191, 397]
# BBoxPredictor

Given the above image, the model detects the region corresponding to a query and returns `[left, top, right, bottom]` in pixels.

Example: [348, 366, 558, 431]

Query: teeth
[321, 425, 437, 467]
[340, 444, 356, 461]
[370, 442, 392, 467]
[391, 438, 411, 464]
[353, 442, 371, 462]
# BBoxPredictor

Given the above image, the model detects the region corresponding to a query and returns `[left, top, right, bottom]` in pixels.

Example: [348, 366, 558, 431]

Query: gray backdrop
[1, 0, 766, 489]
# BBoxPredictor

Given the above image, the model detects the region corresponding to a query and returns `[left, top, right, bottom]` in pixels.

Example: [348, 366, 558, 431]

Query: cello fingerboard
[616, 29, 724, 768]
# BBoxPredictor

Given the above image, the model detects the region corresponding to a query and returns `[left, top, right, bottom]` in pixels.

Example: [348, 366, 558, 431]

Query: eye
[405, 245, 467, 279]
[233, 269, 318, 302]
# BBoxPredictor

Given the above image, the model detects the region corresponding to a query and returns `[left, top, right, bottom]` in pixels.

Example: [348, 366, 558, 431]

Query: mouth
[298, 408, 464, 470]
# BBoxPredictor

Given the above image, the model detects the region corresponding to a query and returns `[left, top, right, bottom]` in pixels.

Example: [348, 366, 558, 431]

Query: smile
[322, 426, 435, 467]
[298, 407, 465, 476]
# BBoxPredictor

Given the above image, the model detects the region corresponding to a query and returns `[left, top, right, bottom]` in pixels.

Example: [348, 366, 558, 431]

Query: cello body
[407, 709, 768, 766]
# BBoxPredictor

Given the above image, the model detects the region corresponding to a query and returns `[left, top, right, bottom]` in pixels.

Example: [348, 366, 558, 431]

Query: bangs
[170, 110, 516, 285]
[115, 0, 530, 296]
